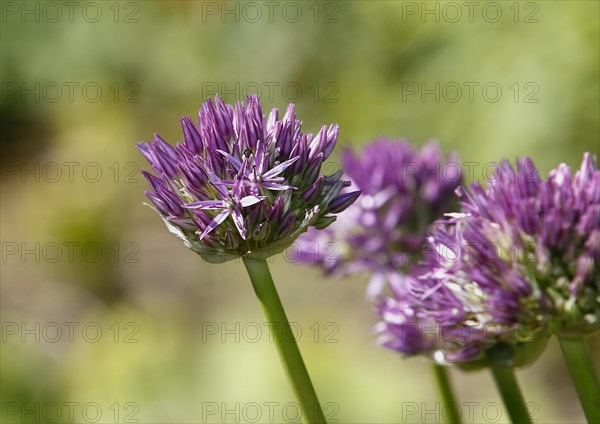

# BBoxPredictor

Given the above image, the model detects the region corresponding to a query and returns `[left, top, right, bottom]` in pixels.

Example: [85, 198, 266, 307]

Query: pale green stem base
[490, 366, 532, 424]
[558, 334, 600, 423]
[432, 364, 462, 424]
[243, 257, 326, 424]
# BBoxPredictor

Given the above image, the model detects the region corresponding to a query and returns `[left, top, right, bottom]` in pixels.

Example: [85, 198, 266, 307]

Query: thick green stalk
[558, 334, 600, 423]
[243, 257, 327, 424]
[490, 366, 532, 424]
[432, 364, 462, 424]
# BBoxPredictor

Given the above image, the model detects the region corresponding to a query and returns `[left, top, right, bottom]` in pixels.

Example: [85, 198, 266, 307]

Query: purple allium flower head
[378, 153, 599, 367]
[138, 95, 359, 263]
[296, 139, 462, 297]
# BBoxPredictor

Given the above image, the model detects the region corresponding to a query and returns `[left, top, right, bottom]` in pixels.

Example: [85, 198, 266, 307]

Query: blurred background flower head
[296, 139, 462, 297]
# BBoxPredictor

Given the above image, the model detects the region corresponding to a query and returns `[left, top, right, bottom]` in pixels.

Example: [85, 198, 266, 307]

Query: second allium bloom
[378, 154, 600, 366]
[138, 95, 359, 263]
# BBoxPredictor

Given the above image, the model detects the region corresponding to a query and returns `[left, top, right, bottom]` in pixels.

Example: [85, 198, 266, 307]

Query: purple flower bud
[323, 125, 339, 160]
[145, 191, 169, 215]
[278, 215, 297, 238]
[252, 222, 271, 241]
[328, 191, 362, 214]
[289, 135, 308, 175]
[151, 144, 178, 179]
[267, 197, 284, 224]
[225, 228, 239, 250]
[303, 152, 324, 182]
[180, 117, 202, 154]
[141, 170, 165, 193]
[308, 126, 328, 161]
[302, 176, 325, 204]
[156, 186, 184, 216]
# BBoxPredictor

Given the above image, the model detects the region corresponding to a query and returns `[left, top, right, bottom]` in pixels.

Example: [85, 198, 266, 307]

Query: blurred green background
[1, 1, 598, 423]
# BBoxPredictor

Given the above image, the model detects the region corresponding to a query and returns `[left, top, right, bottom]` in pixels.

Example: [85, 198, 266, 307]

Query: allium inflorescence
[378, 154, 599, 366]
[296, 139, 462, 296]
[138, 95, 360, 263]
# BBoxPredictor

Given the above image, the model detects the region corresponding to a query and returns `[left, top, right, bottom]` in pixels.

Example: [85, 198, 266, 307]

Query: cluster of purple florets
[138, 95, 359, 263]
[377, 154, 599, 365]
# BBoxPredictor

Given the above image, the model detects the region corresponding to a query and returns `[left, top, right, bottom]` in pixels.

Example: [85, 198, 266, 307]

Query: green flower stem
[243, 257, 327, 424]
[432, 364, 462, 424]
[490, 366, 532, 424]
[558, 334, 600, 423]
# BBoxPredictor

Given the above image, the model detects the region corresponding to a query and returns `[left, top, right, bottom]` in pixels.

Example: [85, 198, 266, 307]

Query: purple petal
[263, 156, 300, 180]
[217, 149, 243, 172]
[262, 182, 296, 191]
[199, 209, 231, 240]
[153, 134, 177, 160]
[137, 142, 155, 166]
[266, 108, 279, 132]
[183, 200, 227, 210]
[255, 142, 268, 175]
[240, 195, 266, 207]
[232, 208, 247, 239]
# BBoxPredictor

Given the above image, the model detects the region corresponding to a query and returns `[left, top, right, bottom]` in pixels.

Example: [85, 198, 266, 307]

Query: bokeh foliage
[1, 1, 598, 422]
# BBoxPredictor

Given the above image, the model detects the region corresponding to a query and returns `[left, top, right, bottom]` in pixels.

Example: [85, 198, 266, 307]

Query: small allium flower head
[378, 153, 599, 367]
[138, 95, 359, 263]
[297, 139, 462, 296]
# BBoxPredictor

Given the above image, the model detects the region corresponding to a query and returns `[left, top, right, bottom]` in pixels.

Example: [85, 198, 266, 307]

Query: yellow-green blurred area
[1, 1, 598, 422]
